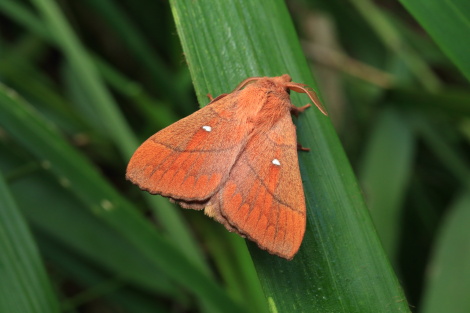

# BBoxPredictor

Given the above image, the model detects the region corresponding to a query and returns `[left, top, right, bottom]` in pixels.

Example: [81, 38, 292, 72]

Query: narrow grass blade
[421, 189, 470, 313]
[399, 0, 470, 83]
[0, 173, 60, 313]
[359, 107, 415, 260]
[30, 0, 136, 158]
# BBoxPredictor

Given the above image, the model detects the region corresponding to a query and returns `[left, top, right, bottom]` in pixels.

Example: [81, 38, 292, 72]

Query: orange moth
[126, 74, 327, 259]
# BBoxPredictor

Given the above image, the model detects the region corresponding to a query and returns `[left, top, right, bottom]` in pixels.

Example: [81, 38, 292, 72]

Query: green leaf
[30, 0, 137, 158]
[421, 189, 470, 313]
[169, 0, 409, 311]
[398, 0, 470, 83]
[358, 107, 415, 260]
[0, 172, 60, 313]
[6, 168, 178, 297]
[81, 0, 188, 106]
[349, 0, 441, 90]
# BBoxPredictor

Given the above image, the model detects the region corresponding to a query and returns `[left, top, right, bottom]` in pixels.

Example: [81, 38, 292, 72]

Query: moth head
[275, 74, 292, 84]
[232, 75, 328, 116]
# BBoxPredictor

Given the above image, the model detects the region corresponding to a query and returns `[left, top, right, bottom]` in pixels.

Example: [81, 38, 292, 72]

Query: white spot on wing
[202, 125, 212, 132]
[272, 159, 281, 166]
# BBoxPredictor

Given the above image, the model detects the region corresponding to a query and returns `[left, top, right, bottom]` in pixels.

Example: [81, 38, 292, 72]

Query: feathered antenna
[286, 83, 328, 116]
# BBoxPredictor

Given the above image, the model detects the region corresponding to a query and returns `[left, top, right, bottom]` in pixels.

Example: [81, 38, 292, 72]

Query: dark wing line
[263, 132, 297, 148]
[244, 158, 304, 215]
[248, 168, 280, 235]
[147, 143, 240, 181]
[207, 103, 235, 120]
[261, 116, 297, 148]
[147, 131, 251, 199]
[181, 142, 225, 184]
[152, 140, 241, 153]
[244, 169, 264, 217]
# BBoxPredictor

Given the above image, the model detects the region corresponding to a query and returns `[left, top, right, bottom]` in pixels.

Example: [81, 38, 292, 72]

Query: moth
[126, 74, 327, 259]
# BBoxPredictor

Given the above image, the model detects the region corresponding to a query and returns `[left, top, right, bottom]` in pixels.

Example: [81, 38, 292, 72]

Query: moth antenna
[207, 93, 229, 104]
[232, 77, 263, 92]
[286, 83, 328, 116]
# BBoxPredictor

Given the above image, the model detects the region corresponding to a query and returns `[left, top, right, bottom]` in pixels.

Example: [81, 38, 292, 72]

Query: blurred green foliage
[0, 0, 469, 312]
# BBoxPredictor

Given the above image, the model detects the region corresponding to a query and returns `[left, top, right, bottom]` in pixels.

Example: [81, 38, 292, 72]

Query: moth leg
[290, 104, 311, 117]
[297, 143, 310, 152]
